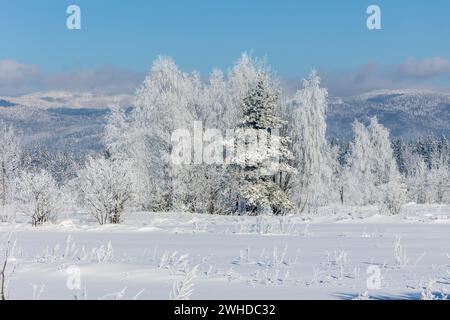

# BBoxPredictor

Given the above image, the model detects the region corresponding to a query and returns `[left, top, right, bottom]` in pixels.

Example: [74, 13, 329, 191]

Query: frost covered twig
[394, 236, 409, 267]
[159, 251, 190, 274]
[169, 265, 199, 300]
[0, 233, 16, 300]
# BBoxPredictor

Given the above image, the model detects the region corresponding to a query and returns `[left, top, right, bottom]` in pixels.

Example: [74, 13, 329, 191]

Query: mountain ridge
[0, 89, 449, 152]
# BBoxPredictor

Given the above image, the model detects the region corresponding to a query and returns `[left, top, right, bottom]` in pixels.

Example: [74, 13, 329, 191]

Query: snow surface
[0, 204, 449, 300]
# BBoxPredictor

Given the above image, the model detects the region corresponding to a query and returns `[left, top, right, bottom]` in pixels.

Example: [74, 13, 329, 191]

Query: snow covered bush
[15, 170, 60, 226]
[394, 236, 409, 267]
[77, 157, 133, 225]
[169, 265, 199, 300]
[35, 235, 114, 264]
[380, 178, 407, 215]
[159, 251, 192, 275]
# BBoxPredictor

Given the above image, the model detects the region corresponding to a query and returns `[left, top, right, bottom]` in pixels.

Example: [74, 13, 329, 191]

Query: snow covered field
[1, 204, 449, 300]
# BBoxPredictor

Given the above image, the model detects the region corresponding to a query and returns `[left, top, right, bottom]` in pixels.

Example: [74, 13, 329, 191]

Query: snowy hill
[0, 91, 134, 152]
[327, 89, 450, 141]
[0, 91, 133, 109]
[1, 89, 450, 152]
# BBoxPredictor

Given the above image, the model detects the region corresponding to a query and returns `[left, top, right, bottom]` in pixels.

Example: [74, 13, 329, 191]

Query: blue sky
[1, 0, 450, 95]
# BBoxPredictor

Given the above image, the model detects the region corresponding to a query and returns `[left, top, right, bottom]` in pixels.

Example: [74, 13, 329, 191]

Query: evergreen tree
[232, 75, 296, 215]
[392, 138, 408, 175]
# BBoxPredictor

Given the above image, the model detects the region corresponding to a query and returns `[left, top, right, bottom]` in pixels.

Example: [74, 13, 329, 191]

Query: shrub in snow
[394, 236, 409, 267]
[325, 249, 348, 280]
[169, 265, 199, 300]
[159, 251, 190, 275]
[379, 178, 407, 215]
[77, 157, 133, 225]
[35, 235, 114, 264]
[250, 269, 289, 286]
[15, 170, 60, 226]
[334, 250, 348, 280]
[256, 246, 290, 269]
[90, 241, 114, 263]
[271, 245, 289, 269]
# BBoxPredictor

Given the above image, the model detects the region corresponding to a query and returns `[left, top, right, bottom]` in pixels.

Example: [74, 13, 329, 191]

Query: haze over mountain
[0, 89, 449, 152]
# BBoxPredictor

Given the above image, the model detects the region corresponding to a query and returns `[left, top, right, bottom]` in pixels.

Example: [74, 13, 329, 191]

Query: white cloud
[317, 57, 450, 96]
[319, 62, 391, 96]
[0, 59, 41, 91]
[1, 57, 450, 97]
[0, 59, 144, 96]
[396, 57, 450, 78]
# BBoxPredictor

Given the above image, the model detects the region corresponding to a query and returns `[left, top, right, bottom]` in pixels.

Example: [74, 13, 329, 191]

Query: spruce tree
[232, 75, 296, 215]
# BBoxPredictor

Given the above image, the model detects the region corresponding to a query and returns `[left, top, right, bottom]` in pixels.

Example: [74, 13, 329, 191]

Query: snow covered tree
[328, 142, 348, 204]
[14, 170, 60, 226]
[427, 144, 449, 204]
[77, 157, 133, 225]
[231, 74, 296, 215]
[346, 120, 374, 205]
[103, 53, 269, 215]
[104, 104, 129, 158]
[402, 136, 449, 204]
[227, 52, 262, 128]
[404, 151, 428, 203]
[0, 122, 21, 209]
[104, 57, 194, 211]
[392, 138, 408, 175]
[289, 70, 329, 212]
[379, 175, 407, 215]
[21, 144, 81, 186]
[347, 117, 406, 214]
[203, 53, 270, 214]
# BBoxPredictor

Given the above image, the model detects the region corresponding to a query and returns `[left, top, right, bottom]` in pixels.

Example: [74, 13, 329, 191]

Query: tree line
[0, 53, 449, 225]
